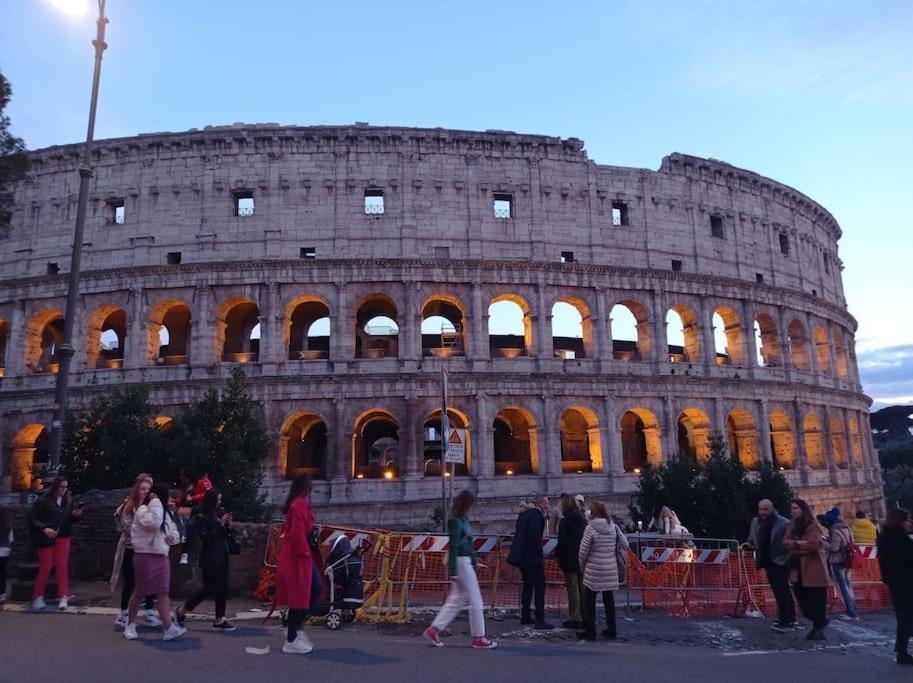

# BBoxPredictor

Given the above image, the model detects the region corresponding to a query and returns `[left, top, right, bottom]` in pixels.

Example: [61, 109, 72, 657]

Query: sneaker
[472, 637, 498, 649]
[123, 623, 138, 640]
[174, 607, 186, 627]
[162, 623, 186, 641]
[422, 627, 444, 647]
[534, 622, 554, 630]
[179, 553, 189, 565]
[770, 622, 792, 633]
[806, 628, 825, 641]
[212, 620, 236, 632]
[31, 597, 46, 611]
[896, 653, 913, 666]
[519, 614, 534, 625]
[837, 614, 859, 621]
[143, 611, 163, 628]
[115, 612, 129, 628]
[57, 597, 68, 611]
[282, 635, 313, 654]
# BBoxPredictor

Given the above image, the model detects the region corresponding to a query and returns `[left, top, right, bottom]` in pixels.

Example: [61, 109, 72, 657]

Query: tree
[0, 72, 29, 229]
[60, 385, 166, 492]
[166, 367, 269, 520]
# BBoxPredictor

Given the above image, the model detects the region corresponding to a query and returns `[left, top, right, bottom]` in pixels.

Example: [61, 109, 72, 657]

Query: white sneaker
[281, 635, 313, 654]
[115, 612, 129, 628]
[123, 623, 138, 640]
[31, 597, 46, 611]
[162, 623, 186, 641]
[57, 597, 68, 611]
[143, 611, 163, 627]
[179, 553, 189, 565]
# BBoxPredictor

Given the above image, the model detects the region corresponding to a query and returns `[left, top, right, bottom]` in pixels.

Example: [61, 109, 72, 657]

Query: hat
[574, 494, 585, 503]
[823, 507, 840, 525]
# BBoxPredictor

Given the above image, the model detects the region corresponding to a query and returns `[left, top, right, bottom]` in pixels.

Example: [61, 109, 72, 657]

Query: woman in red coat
[276, 475, 322, 654]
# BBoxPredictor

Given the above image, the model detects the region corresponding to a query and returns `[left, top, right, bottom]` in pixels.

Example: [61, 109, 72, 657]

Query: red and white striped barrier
[640, 547, 730, 564]
[399, 533, 500, 553]
[859, 545, 877, 559]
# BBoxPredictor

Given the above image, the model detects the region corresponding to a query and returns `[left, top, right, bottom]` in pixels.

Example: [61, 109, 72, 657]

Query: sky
[1, 0, 911, 409]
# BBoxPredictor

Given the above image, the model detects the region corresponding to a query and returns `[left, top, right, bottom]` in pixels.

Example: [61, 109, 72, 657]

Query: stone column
[402, 281, 418, 361]
[474, 394, 495, 480]
[825, 321, 839, 381]
[603, 395, 623, 477]
[540, 394, 560, 478]
[5, 300, 26, 377]
[332, 398, 348, 482]
[843, 408, 859, 484]
[804, 312, 819, 378]
[595, 288, 611, 364]
[713, 398, 725, 445]
[470, 282, 488, 361]
[742, 300, 758, 379]
[124, 287, 146, 369]
[792, 400, 810, 485]
[777, 306, 793, 381]
[822, 405, 838, 483]
[261, 282, 283, 364]
[535, 283, 553, 364]
[663, 395, 677, 463]
[401, 398, 421, 480]
[331, 282, 351, 363]
[651, 289, 668, 366]
[757, 399, 773, 463]
[701, 297, 718, 366]
[190, 285, 215, 366]
[858, 411, 876, 483]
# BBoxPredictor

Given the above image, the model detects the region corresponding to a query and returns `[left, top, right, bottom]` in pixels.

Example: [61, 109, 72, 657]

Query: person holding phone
[29, 476, 82, 611]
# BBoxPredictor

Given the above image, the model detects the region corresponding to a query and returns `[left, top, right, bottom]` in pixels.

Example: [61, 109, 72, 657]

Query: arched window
[150, 301, 191, 366]
[714, 307, 746, 366]
[552, 298, 592, 359]
[493, 407, 537, 475]
[848, 416, 863, 468]
[559, 407, 601, 473]
[422, 296, 465, 358]
[287, 298, 331, 360]
[281, 413, 328, 480]
[423, 409, 470, 477]
[666, 305, 699, 363]
[833, 329, 849, 378]
[488, 296, 530, 358]
[217, 297, 260, 363]
[353, 410, 399, 479]
[620, 408, 661, 472]
[787, 318, 810, 371]
[87, 306, 127, 369]
[611, 300, 650, 361]
[25, 310, 65, 374]
[769, 412, 796, 470]
[727, 409, 759, 470]
[355, 295, 399, 359]
[677, 408, 712, 463]
[830, 416, 848, 469]
[803, 414, 826, 469]
[755, 314, 781, 367]
[814, 324, 830, 375]
[11, 424, 49, 492]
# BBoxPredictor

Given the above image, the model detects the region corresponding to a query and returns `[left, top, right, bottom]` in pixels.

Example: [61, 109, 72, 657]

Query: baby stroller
[317, 535, 366, 630]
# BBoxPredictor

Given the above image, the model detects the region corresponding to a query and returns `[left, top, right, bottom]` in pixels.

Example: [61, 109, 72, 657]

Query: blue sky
[1, 0, 911, 408]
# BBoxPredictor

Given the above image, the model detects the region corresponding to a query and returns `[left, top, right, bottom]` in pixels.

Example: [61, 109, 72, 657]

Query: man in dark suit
[507, 494, 553, 629]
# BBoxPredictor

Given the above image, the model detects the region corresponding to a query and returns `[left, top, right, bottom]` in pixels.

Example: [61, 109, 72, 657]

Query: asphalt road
[0, 610, 909, 683]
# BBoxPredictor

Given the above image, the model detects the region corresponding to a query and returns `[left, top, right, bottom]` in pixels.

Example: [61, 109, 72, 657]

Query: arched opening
[803, 414, 826, 469]
[423, 408, 470, 477]
[217, 297, 260, 363]
[488, 295, 530, 358]
[727, 409, 759, 470]
[677, 408, 712, 463]
[493, 407, 537, 475]
[422, 296, 465, 358]
[814, 324, 831, 375]
[552, 298, 592, 359]
[86, 306, 127, 369]
[848, 417, 863, 468]
[287, 297, 331, 361]
[0, 318, 8, 376]
[149, 301, 191, 366]
[769, 412, 796, 470]
[25, 309, 65, 373]
[611, 300, 650, 361]
[280, 413, 328, 480]
[355, 294, 399, 359]
[714, 307, 746, 366]
[353, 409, 399, 479]
[787, 318, 810, 371]
[755, 314, 781, 367]
[666, 305, 700, 363]
[153, 416, 174, 432]
[833, 329, 849, 378]
[620, 408, 661, 472]
[559, 407, 601, 473]
[830, 416, 848, 469]
[11, 424, 49, 492]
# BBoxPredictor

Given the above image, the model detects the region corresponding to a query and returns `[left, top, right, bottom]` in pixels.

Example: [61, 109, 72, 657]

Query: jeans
[33, 538, 70, 600]
[582, 588, 616, 638]
[519, 563, 546, 623]
[432, 557, 485, 637]
[830, 563, 858, 617]
[185, 565, 230, 620]
[563, 570, 585, 623]
[763, 562, 796, 625]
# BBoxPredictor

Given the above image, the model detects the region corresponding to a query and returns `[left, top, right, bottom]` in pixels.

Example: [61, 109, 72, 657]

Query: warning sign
[444, 428, 466, 464]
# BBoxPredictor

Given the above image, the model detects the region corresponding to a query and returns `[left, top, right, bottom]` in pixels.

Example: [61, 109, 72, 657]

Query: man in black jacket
[507, 495, 552, 629]
[556, 494, 587, 628]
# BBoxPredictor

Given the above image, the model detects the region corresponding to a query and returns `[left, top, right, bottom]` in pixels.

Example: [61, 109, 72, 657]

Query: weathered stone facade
[0, 124, 883, 531]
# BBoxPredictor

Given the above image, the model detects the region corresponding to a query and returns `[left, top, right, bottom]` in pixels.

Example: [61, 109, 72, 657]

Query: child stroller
[315, 534, 365, 630]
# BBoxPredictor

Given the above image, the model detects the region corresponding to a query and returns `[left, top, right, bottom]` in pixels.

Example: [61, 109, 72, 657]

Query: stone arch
[848, 416, 863, 468]
[286, 295, 331, 361]
[11, 423, 49, 492]
[787, 318, 811, 371]
[833, 328, 849, 378]
[830, 415, 848, 469]
[148, 300, 191, 366]
[814, 324, 831, 375]
[423, 407, 471, 477]
[677, 408, 712, 463]
[216, 296, 260, 363]
[421, 294, 466, 358]
[803, 413, 826, 469]
[754, 313, 781, 367]
[551, 296, 593, 359]
[153, 415, 174, 432]
[559, 406, 601, 473]
[488, 294, 531, 358]
[86, 304, 127, 369]
[493, 406, 538, 475]
[666, 304, 700, 363]
[611, 299, 651, 361]
[714, 306, 746, 366]
[727, 408, 759, 470]
[355, 293, 399, 359]
[279, 412, 329, 480]
[25, 309, 65, 373]
[0, 317, 8, 375]
[620, 407, 661, 472]
[769, 411, 796, 470]
[352, 408, 400, 479]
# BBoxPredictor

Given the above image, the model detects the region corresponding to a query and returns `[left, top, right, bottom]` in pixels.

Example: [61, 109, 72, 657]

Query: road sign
[444, 428, 466, 464]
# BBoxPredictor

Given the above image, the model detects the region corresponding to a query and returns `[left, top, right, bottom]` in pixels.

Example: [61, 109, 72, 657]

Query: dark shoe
[174, 607, 186, 628]
[806, 629, 825, 641]
[576, 631, 596, 641]
[212, 620, 236, 632]
[534, 622, 554, 630]
[520, 616, 535, 625]
[601, 629, 617, 640]
[562, 620, 582, 629]
[896, 653, 913, 666]
[770, 622, 791, 633]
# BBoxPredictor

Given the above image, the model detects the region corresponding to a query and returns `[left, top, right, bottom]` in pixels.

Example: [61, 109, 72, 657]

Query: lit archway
[755, 314, 781, 367]
[149, 300, 191, 366]
[286, 297, 331, 361]
[677, 408, 712, 463]
[493, 407, 537, 475]
[280, 413, 328, 480]
[666, 305, 700, 363]
[216, 297, 260, 363]
[352, 409, 399, 479]
[814, 324, 831, 375]
[11, 424, 49, 492]
[86, 305, 127, 369]
[423, 408, 470, 476]
[552, 298, 592, 359]
[25, 309, 65, 373]
[788, 318, 810, 371]
[559, 407, 601, 473]
[769, 412, 796, 470]
[611, 300, 651, 361]
[803, 414, 826, 469]
[727, 409, 759, 470]
[830, 415, 848, 469]
[848, 417, 863, 468]
[714, 307, 746, 366]
[421, 295, 466, 358]
[488, 295, 530, 358]
[620, 408, 661, 472]
[356, 294, 399, 359]
[833, 329, 849, 378]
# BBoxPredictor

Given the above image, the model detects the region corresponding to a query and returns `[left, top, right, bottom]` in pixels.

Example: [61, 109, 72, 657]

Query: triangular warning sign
[449, 430, 462, 444]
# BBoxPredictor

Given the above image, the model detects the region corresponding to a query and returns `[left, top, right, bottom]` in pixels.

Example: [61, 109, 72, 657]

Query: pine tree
[0, 72, 29, 229]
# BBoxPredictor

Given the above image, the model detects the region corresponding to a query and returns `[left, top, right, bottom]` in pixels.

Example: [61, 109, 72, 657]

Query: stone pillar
[825, 321, 839, 381]
[470, 282, 488, 361]
[713, 398, 725, 445]
[858, 411, 876, 483]
[743, 300, 758, 378]
[191, 285, 215, 366]
[843, 408, 859, 484]
[651, 289, 668, 366]
[331, 282, 352, 363]
[664, 395, 677, 462]
[540, 395, 559, 478]
[5, 300, 26, 377]
[332, 398, 348, 482]
[474, 394, 495, 480]
[402, 282, 418, 361]
[804, 312, 819, 378]
[757, 399, 773, 463]
[535, 283, 553, 364]
[777, 306, 793, 381]
[603, 395, 623, 477]
[595, 288, 611, 364]
[402, 398, 421, 480]
[700, 297, 718, 366]
[822, 405, 838, 483]
[261, 282, 283, 364]
[124, 287, 146, 369]
[792, 400, 810, 485]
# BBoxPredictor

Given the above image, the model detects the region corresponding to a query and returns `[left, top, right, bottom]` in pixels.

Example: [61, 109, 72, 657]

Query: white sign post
[444, 428, 466, 464]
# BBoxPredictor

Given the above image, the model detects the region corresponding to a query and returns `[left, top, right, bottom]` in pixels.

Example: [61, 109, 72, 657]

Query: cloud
[858, 344, 913, 407]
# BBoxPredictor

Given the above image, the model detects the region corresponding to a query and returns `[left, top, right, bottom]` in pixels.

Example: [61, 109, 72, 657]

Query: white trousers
[432, 557, 485, 637]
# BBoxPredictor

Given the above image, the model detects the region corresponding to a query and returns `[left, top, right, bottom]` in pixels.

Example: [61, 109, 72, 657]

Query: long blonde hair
[123, 473, 153, 515]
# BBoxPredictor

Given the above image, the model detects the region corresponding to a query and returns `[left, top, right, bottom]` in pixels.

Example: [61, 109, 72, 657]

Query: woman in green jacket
[422, 490, 496, 650]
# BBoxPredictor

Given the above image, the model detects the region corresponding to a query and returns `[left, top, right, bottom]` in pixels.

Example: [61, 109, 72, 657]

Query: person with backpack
[556, 493, 587, 629]
[28, 476, 82, 610]
[823, 507, 859, 620]
[576, 501, 629, 641]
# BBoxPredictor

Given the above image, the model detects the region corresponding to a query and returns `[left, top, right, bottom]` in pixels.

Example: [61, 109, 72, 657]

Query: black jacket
[29, 494, 80, 547]
[507, 507, 545, 567]
[878, 528, 913, 626]
[196, 515, 230, 570]
[556, 508, 587, 573]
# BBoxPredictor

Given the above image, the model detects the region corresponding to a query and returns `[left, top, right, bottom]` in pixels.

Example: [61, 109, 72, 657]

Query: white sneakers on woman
[123, 623, 138, 640]
[162, 623, 187, 641]
[282, 633, 313, 654]
[115, 611, 129, 628]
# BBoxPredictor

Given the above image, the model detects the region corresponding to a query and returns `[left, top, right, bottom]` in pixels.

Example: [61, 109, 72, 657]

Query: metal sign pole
[440, 367, 449, 533]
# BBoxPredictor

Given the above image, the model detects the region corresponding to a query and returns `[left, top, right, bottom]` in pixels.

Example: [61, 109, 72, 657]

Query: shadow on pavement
[137, 636, 204, 652]
[307, 647, 400, 665]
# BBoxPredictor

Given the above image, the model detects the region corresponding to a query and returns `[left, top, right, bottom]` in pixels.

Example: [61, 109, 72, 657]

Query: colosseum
[0, 123, 884, 530]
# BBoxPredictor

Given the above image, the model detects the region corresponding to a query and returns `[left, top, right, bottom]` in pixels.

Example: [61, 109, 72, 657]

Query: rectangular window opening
[434, 246, 450, 259]
[611, 201, 629, 226]
[300, 247, 316, 259]
[105, 198, 126, 225]
[710, 215, 724, 238]
[364, 188, 384, 215]
[167, 251, 182, 265]
[779, 233, 790, 255]
[756, 273, 764, 284]
[823, 254, 831, 274]
[493, 193, 513, 219]
[233, 192, 255, 217]
[47, 262, 59, 275]
[561, 251, 575, 263]
[671, 259, 683, 272]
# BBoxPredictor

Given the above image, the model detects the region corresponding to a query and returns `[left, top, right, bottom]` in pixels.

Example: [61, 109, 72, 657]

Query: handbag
[226, 528, 242, 556]
[614, 528, 629, 584]
[308, 526, 320, 552]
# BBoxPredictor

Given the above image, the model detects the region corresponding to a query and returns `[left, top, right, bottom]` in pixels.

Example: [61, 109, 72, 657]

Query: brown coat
[783, 522, 828, 587]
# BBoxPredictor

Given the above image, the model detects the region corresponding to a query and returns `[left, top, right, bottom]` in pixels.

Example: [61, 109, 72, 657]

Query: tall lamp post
[48, 0, 109, 475]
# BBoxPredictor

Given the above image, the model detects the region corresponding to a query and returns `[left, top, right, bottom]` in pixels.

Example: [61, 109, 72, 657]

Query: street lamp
[48, 0, 109, 475]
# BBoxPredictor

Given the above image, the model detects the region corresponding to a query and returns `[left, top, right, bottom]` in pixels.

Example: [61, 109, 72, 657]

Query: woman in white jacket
[123, 483, 185, 641]
[576, 501, 629, 641]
